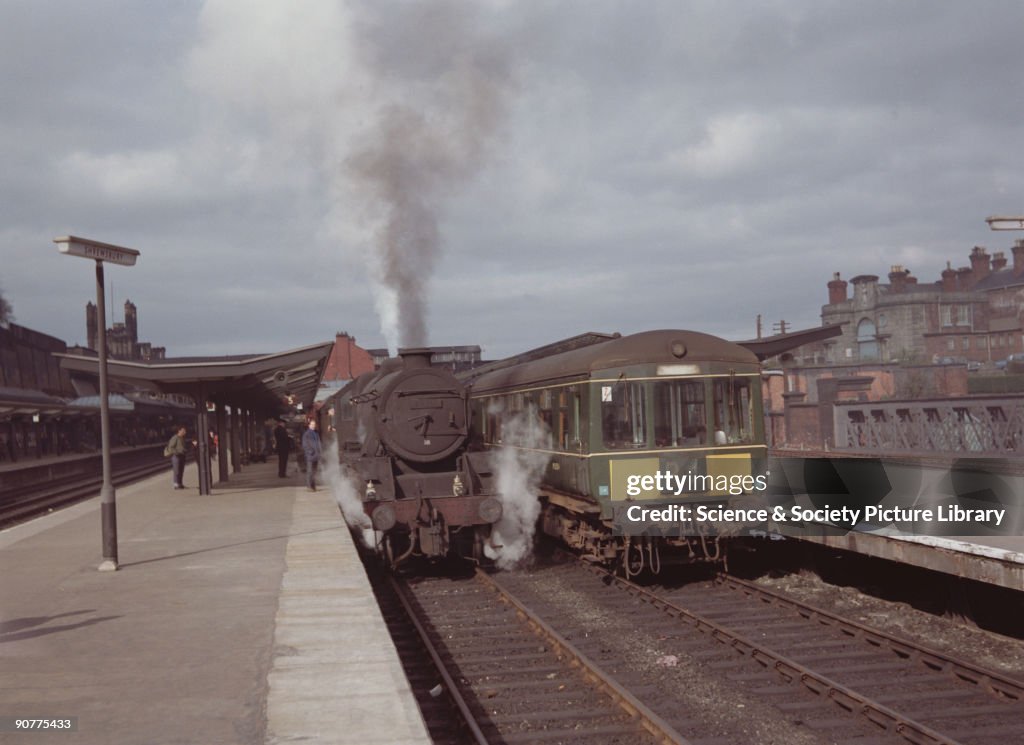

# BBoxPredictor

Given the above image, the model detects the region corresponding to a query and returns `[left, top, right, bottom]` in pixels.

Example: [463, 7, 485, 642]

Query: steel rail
[475, 568, 692, 745]
[0, 460, 170, 526]
[388, 575, 490, 745]
[575, 561, 961, 745]
[714, 573, 1024, 702]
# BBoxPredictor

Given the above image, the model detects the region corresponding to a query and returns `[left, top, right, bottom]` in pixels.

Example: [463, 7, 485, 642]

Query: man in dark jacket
[301, 419, 322, 492]
[274, 421, 290, 477]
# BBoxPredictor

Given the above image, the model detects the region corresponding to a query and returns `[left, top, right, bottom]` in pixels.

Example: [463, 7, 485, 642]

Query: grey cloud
[3, 1, 1024, 363]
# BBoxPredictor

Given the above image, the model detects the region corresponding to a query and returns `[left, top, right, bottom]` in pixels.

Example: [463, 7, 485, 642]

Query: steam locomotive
[328, 348, 501, 567]
[327, 330, 768, 574]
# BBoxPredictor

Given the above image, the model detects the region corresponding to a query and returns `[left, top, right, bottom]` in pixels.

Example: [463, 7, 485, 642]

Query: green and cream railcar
[468, 329, 767, 565]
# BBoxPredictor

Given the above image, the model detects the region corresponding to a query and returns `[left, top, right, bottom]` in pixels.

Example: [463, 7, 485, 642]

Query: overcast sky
[3, 1, 1024, 361]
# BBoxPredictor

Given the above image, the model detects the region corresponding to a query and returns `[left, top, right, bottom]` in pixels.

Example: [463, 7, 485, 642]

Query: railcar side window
[601, 382, 647, 449]
[653, 380, 706, 447]
[539, 389, 554, 432]
[571, 388, 581, 447]
[713, 378, 754, 444]
[557, 390, 569, 450]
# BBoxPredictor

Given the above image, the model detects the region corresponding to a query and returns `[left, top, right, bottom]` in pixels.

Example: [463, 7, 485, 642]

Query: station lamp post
[54, 236, 140, 572]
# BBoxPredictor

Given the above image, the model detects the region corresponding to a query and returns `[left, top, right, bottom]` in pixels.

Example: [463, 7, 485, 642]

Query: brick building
[322, 332, 375, 383]
[792, 240, 1024, 367]
[86, 299, 166, 361]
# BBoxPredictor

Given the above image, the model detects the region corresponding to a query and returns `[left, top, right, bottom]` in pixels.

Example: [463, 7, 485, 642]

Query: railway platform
[0, 461, 430, 745]
[791, 529, 1024, 591]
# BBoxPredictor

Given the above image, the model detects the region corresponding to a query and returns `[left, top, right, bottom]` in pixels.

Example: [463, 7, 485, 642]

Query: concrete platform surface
[0, 460, 429, 745]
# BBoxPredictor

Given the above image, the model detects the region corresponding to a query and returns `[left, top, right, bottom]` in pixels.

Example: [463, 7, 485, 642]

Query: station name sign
[54, 236, 140, 266]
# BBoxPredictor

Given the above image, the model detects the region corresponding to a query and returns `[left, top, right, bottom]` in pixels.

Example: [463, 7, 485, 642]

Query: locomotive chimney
[398, 347, 433, 369]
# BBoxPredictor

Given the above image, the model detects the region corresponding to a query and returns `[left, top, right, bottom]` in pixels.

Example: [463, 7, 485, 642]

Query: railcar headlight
[478, 497, 502, 524]
[365, 480, 377, 500]
[452, 474, 466, 497]
[371, 504, 396, 531]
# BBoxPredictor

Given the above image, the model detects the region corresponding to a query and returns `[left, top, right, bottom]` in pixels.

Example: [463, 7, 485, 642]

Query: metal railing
[834, 395, 1024, 455]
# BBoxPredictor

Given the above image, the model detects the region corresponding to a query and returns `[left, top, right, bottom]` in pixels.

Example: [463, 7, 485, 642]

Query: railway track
[493, 556, 1024, 745]
[373, 561, 687, 744]
[0, 456, 172, 527]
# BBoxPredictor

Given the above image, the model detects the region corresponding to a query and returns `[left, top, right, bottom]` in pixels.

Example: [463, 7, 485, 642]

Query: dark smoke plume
[346, 2, 513, 350]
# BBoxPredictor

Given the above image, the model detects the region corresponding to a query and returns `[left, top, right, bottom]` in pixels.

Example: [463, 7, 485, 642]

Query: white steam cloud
[486, 406, 551, 570]
[320, 437, 376, 548]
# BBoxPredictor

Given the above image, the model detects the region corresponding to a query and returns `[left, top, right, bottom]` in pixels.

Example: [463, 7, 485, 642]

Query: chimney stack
[956, 266, 973, 291]
[1013, 239, 1024, 277]
[969, 246, 990, 285]
[991, 251, 1007, 271]
[888, 265, 908, 293]
[941, 262, 957, 292]
[827, 272, 848, 304]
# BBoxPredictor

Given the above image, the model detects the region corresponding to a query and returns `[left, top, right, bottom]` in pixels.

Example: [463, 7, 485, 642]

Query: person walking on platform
[302, 419, 322, 492]
[274, 420, 290, 477]
[166, 426, 189, 489]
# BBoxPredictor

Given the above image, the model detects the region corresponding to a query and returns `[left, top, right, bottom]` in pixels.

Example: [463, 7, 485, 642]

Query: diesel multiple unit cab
[466, 330, 767, 572]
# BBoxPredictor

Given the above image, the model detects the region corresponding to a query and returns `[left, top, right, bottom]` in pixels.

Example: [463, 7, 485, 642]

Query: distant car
[966, 361, 982, 372]
[996, 353, 1024, 371]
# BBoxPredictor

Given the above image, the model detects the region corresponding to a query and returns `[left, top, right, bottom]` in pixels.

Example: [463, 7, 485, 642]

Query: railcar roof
[471, 329, 759, 392]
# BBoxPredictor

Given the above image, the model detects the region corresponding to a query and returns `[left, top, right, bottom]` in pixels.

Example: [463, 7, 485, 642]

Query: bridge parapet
[834, 395, 1024, 456]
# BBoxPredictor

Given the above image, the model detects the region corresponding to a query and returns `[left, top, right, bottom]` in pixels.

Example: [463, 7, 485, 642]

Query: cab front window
[653, 380, 706, 447]
[713, 378, 754, 444]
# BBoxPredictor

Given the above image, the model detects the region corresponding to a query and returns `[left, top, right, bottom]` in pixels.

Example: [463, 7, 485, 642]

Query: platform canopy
[0, 386, 69, 417]
[736, 323, 844, 362]
[56, 341, 334, 415]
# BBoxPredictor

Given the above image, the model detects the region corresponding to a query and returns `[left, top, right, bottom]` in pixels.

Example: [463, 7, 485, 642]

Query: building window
[878, 313, 887, 328]
[856, 319, 878, 360]
[977, 337, 988, 349]
[947, 338, 956, 351]
[940, 306, 952, 327]
[962, 337, 970, 351]
[956, 305, 971, 326]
